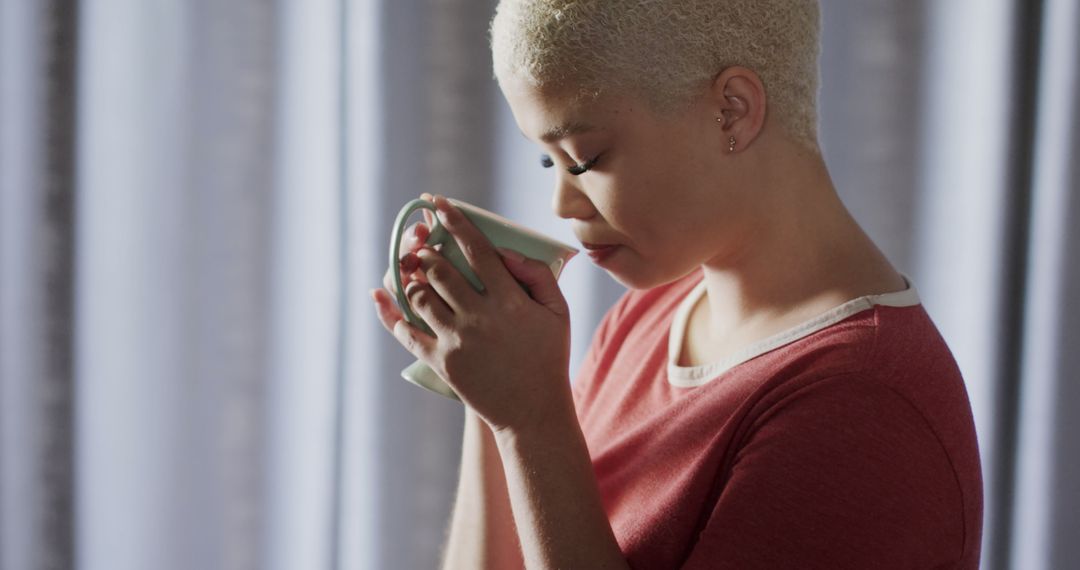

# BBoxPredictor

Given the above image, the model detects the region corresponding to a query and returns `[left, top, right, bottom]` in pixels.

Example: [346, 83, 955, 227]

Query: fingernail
[400, 253, 419, 271]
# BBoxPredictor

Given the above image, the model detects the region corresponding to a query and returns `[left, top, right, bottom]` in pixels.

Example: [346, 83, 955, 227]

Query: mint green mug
[389, 197, 579, 400]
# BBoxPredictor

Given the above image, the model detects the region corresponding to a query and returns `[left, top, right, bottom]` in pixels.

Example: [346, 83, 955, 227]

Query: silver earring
[716, 118, 736, 152]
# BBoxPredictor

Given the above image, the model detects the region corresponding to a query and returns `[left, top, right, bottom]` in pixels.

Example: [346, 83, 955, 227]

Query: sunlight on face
[498, 75, 756, 289]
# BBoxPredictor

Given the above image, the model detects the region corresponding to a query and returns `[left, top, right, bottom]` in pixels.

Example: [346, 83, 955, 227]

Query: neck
[696, 135, 904, 340]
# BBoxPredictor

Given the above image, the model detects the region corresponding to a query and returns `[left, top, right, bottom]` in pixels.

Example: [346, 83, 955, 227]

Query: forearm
[441, 409, 524, 569]
[493, 396, 629, 570]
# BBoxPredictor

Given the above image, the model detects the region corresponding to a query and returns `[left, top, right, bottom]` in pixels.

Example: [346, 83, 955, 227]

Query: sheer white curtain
[916, 1, 1023, 563]
[3, 0, 347, 568]
[72, 0, 341, 568]
[2, 1, 1078, 569]
[1011, 0, 1080, 568]
[822, 1, 1080, 568]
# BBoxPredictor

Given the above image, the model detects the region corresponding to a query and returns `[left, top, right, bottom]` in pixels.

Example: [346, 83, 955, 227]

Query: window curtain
[1, 1, 1077, 570]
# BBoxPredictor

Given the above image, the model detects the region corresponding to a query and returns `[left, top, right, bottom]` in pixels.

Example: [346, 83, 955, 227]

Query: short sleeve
[680, 376, 967, 569]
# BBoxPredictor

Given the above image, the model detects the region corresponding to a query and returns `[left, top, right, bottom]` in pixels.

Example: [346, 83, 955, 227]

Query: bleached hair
[490, 0, 821, 150]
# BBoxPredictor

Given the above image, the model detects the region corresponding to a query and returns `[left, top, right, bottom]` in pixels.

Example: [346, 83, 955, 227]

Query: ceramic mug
[389, 197, 579, 400]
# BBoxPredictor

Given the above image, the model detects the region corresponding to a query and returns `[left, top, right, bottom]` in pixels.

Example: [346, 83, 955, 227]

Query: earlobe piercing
[716, 118, 737, 152]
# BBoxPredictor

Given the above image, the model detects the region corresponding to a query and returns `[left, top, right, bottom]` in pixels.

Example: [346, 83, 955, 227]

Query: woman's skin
[379, 204, 527, 569]
[372, 65, 904, 568]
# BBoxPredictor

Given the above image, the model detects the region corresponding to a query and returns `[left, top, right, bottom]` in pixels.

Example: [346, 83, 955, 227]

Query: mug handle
[389, 198, 450, 338]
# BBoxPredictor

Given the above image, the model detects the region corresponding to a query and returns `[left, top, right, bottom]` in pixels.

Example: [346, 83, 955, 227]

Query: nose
[551, 174, 597, 221]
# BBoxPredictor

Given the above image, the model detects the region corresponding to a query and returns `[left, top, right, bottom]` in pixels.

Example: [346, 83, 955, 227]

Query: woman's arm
[491, 390, 630, 570]
[440, 409, 524, 569]
[380, 194, 627, 567]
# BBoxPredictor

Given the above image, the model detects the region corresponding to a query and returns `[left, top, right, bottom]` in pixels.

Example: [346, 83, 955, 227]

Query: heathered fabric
[572, 268, 983, 568]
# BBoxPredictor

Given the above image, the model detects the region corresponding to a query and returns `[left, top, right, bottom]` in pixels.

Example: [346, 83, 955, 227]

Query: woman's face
[499, 76, 759, 290]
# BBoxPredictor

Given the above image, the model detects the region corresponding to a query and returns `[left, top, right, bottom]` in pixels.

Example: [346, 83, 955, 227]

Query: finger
[387, 251, 420, 284]
[420, 193, 435, 226]
[392, 318, 436, 362]
[385, 198, 438, 302]
[388, 222, 428, 291]
[497, 248, 570, 317]
[386, 233, 439, 291]
[402, 277, 456, 336]
[383, 254, 426, 296]
[415, 247, 482, 314]
[373, 287, 438, 359]
[371, 287, 404, 334]
[404, 222, 435, 286]
[374, 277, 442, 335]
[403, 222, 431, 254]
[431, 194, 518, 294]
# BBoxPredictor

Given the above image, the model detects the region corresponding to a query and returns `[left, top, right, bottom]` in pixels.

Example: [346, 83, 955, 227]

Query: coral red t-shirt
[572, 268, 983, 569]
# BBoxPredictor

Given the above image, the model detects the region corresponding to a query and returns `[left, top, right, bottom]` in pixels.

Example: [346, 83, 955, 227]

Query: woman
[372, 0, 983, 567]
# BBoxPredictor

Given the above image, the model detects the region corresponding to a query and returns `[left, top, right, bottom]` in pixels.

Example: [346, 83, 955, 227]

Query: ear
[709, 66, 767, 152]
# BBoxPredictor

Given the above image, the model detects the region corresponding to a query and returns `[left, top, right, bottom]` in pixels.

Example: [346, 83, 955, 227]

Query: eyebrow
[538, 121, 597, 143]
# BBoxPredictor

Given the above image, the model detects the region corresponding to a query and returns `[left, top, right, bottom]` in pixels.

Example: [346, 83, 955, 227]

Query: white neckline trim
[667, 273, 921, 388]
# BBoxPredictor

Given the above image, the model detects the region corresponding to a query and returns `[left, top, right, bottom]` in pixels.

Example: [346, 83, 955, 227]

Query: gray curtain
[1, 1, 1077, 569]
[821, 1, 1080, 568]
[0, 1, 77, 569]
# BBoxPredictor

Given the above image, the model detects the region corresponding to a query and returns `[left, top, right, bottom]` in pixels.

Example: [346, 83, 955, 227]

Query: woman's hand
[372, 194, 574, 434]
[381, 192, 436, 294]
[373, 195, 625, 569]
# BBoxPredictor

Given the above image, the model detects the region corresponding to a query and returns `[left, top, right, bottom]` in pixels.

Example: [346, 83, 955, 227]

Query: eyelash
[540, 153, 600, 176]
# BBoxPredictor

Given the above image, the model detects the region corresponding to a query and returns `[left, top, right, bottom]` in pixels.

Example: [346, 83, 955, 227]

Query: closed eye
[540, 153, 600, 176]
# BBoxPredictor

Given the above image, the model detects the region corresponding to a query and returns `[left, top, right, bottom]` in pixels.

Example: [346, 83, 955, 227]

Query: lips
[584, 243, 619, 264]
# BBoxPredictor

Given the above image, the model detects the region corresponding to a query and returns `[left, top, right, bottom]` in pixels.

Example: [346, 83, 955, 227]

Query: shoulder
[691, 373, 972, 566]
[730, 303, 975, 459]
[740, 371, 948, 452]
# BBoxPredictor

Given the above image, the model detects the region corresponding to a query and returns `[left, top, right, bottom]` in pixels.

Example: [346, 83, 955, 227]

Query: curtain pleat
[0, 1, 78, 569]
[3, 1, 1079, 569]
[365, 0, 495, 567]
[261, 1, 343, 569]
[74, 1, 277, 569]
[1011, 0, 1080, 568]
[818, 0, 925, 271]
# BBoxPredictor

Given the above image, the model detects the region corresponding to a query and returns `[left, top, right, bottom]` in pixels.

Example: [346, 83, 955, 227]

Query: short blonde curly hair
[490, 0, 821, 149]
